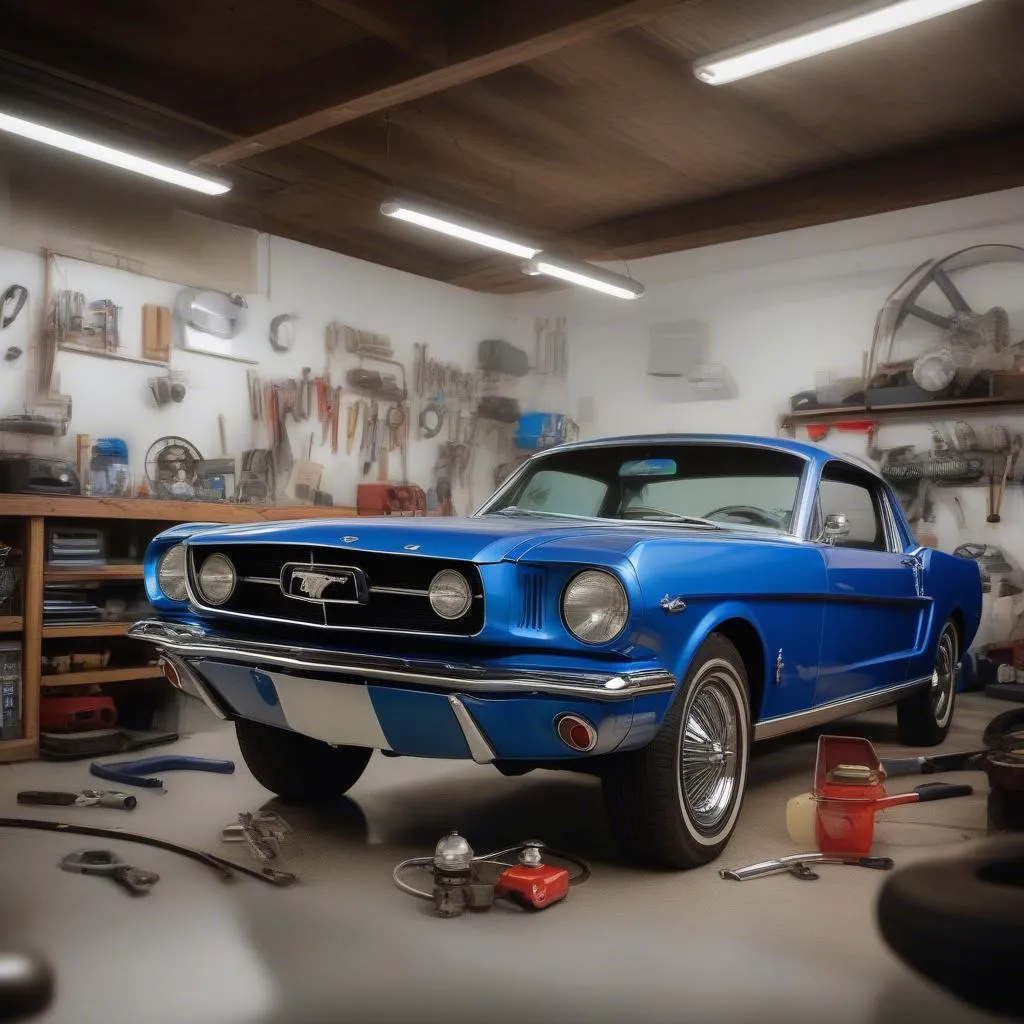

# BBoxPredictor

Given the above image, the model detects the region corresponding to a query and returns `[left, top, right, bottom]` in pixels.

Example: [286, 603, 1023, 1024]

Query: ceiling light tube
[380, 201, 540, 259]
[522, 253, 645, 300]
[0, 111, 231, 195]
[693, 0, 990, 85]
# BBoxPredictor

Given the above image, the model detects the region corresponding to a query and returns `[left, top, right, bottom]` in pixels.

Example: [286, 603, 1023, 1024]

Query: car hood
[181, 515, 786, 565]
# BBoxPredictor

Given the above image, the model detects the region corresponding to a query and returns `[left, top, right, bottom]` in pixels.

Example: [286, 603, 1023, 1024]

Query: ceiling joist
[570, 123, 1024, 261]
[305, 0, 450, 65]
[193, 0, 688, 166]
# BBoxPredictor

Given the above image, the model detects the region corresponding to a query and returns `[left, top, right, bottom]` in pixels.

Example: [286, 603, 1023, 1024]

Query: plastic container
[814, 735, 888, 855]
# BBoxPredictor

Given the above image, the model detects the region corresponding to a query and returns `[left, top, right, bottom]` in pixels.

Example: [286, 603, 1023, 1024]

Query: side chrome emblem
[404, 544, 420, 551]
[342, 536, 358, 543]
[775, 649, 784, 686]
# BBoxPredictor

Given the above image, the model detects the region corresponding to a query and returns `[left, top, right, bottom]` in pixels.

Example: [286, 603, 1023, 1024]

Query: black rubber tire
[897, 619, 958, 747]
[602, 633, 751, 869]
[876, 837, 1024, 1018]
[235, 718, 372, 804]
[983, 706, 1024, 752]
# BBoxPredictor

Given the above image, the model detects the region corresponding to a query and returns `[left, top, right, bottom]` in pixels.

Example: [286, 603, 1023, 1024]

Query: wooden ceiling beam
[572, 123, 1024, 262]
[193, 0, 688, 167]
[304, 0, 450, 65]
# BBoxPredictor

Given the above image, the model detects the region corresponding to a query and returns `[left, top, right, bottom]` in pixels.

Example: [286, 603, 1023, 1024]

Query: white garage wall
[503, 186, 1024, 648]
[0, 234, 508, 510]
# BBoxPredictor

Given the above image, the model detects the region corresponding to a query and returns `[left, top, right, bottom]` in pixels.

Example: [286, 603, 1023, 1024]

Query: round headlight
[429, 569, 472, 620]
[562, 570, 629, 644]
[197, 553, 236, 606]
[157, 544, 188, 602]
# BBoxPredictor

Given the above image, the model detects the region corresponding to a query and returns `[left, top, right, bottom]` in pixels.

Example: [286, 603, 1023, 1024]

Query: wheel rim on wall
[679, 666, 741, 834]
[932, 627, 956, 725]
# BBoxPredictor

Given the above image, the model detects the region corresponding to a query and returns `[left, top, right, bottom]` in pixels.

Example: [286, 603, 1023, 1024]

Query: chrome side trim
[129, 619, 676, 702]
[448, 696, 496, 763]
[160, 654, 228, 721]
[753, 676, 931, 741]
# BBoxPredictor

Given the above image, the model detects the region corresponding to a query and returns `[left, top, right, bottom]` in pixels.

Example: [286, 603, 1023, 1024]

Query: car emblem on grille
[293, 570, 347, 600]
[280, 563, 369, 605]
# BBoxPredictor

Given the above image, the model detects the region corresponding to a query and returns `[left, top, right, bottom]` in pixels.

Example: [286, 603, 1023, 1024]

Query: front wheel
[897, 620, 959, 747]
[235, 718, 372, 804]
[602, 634, 751, 869]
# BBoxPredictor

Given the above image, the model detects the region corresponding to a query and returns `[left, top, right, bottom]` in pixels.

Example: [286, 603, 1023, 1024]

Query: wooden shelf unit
[42, 621, 133, 639]
[41, 665, 163, 687]
[1, 495, 358, 761]
[779, 396, 1024, 435]
[0, 737, 38, 763]
[44, 564, 144, 583]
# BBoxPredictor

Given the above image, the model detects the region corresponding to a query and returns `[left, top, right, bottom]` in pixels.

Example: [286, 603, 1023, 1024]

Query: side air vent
[518, 571, 545, 632]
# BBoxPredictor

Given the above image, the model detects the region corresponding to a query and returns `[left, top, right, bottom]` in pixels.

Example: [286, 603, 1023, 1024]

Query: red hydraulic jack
[393, 833, 588, 917]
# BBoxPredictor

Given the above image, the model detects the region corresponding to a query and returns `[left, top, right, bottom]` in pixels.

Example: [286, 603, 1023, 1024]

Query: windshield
[478, 443, 805, 533]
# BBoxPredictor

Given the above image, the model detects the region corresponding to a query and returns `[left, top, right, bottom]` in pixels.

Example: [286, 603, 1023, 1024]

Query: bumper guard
[128, 619, 676, 702]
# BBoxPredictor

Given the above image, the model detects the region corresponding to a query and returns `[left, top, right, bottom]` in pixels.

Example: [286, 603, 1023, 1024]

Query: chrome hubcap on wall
[679, 670, 741, 834]
[932, 628, 956, 723]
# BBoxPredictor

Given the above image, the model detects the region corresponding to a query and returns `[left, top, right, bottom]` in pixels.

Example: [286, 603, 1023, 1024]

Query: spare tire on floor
[876, 837, 1024, 1018]
[983, 706, 1024, 752]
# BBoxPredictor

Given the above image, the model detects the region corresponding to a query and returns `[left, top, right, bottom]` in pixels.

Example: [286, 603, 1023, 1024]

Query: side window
[817, 464, 887, 551]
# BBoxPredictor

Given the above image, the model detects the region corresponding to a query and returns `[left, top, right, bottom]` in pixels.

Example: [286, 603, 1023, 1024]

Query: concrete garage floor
[0, 693, 1014, 1024]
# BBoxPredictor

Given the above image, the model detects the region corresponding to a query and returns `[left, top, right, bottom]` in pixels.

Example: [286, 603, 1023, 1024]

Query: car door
[812, 460, 926, 706]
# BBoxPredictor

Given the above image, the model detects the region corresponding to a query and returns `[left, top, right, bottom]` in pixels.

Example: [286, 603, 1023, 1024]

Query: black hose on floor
[0, 817, 298, 886]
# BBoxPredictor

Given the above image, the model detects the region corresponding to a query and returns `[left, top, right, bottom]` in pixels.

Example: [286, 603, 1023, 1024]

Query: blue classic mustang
[130, 434, 982, 868]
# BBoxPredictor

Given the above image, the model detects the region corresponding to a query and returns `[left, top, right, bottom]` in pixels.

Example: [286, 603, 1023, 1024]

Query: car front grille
[186, 543, 485, 636]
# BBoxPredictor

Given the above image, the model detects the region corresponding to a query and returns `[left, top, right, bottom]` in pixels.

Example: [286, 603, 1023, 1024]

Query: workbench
[0, 495, 357, 762]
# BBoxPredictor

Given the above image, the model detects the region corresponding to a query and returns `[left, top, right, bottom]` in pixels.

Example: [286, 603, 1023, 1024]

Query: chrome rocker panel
[128, 619, 677, 702]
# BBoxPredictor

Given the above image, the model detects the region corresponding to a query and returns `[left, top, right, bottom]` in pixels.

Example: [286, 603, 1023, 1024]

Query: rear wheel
[897, 620, 958, 747]
[602, 634, 751, 869]
[235, 718, 372, 804]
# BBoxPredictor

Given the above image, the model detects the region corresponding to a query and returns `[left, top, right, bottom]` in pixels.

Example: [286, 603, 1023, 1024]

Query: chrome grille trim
[183, 541, 485, 637]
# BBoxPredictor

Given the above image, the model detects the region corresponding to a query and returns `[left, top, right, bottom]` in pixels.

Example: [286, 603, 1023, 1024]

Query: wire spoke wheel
[678, 664, 742, 835]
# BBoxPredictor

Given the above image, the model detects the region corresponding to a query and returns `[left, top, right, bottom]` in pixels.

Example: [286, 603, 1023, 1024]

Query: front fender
[667, 600, 769, 701]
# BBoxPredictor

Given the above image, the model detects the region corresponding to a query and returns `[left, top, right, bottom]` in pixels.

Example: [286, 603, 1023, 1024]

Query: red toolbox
[357, 483, 426, 517]
[40, 695, 117, 732]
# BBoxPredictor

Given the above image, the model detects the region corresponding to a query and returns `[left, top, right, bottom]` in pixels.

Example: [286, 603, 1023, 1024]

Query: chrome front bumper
[128, 619, 677, 702]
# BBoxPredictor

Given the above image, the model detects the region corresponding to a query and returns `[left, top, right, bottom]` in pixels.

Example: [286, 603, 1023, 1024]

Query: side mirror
[823, 513, 850, 545]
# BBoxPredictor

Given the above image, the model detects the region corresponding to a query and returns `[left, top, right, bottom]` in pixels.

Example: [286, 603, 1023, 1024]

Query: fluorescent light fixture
[523, 253, 645, 300]
[693, 0, 990, 85]
[380, 201, 540, 259]
[0, 111, 231, 195]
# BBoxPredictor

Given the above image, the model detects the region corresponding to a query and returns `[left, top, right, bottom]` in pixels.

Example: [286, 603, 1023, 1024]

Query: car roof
[547, 433, 893, 485]
[555, 433, 846, 467]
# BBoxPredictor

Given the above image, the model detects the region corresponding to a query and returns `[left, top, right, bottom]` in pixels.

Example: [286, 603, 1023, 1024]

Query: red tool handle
[875, 782, 974, 811]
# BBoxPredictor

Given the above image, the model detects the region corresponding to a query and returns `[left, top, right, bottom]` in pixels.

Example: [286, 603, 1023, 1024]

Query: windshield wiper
[486, 506, 556, 518]
[638, 514, 724, 529]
